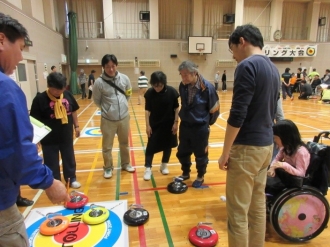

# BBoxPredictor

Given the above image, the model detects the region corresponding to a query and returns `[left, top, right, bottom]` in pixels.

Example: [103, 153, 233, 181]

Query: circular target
[306, 47, 315, 56]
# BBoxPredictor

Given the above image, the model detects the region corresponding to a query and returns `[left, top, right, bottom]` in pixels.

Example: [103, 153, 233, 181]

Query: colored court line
[131, 103, 174, 247]
[129, 127, 147, 247]
[138, 181, 227, 192]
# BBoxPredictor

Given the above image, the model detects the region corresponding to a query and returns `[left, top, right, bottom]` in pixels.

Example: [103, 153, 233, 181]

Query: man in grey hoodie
[93, 54, 135, 178]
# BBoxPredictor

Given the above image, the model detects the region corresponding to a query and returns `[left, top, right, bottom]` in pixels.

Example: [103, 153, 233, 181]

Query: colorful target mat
[25, 200, 128, 247]
[81, 127, 102, 137]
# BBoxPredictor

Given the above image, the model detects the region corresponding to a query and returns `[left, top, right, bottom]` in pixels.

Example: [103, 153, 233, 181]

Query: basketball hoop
[197, 49, 204, 56]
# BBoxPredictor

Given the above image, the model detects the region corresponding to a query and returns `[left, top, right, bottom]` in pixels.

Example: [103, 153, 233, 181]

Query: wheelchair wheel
[270, 186, 329, 242]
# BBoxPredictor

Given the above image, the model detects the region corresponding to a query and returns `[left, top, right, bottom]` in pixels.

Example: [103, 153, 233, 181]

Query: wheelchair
[267, 131, 330, 242]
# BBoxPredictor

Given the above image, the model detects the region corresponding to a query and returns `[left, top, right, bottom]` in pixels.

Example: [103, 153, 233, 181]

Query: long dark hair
[273, 119, 304, 156]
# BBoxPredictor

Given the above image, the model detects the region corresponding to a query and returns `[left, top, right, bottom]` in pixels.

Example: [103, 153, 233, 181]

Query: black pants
[222, 81, 227, 90]
[42, 143, 77, 183]
[80, 83, 86, 99]
[214, 83, 218, 90]
[145, 148, 172, 168]
[88, 89, 92, 99]
[176, 123, 209, 178]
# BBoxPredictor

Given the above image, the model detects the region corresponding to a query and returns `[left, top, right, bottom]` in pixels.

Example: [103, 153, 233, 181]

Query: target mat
[25, 200, 128, 247]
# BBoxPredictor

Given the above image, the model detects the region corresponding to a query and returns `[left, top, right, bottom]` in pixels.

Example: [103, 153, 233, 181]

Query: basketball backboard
[188, 36, 213, 54]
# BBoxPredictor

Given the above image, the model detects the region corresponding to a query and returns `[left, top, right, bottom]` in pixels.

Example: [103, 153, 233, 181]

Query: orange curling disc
[65, 192, 89, 209]
[39, 216, 70, 236]
[188, 225, 219, 247]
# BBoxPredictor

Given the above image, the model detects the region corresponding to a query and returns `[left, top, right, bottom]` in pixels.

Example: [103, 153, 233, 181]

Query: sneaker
[122, 164, 135, 173]
[144, 168, 152, 180]
[70, 181, 81, 189]
[178, 173, 190, 181]
[16, 196, 34, 207]
[104, 169, 113, 179]
[192, 178, 204, 188]
[160, 163, 169, 175]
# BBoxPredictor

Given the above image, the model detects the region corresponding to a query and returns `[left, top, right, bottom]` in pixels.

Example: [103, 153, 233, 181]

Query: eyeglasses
[228, 49, 233, 54]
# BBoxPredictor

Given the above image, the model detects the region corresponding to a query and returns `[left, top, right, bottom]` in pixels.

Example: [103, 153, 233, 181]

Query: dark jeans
[222, 81, 227, 90]
[282, 84, 292, 99]
[214, 83, 218, 91]
[145, 148, 172, 168]
[176, 123, 209, 178]
[42, 143, 77, 183]
[80, 83, 86, 99]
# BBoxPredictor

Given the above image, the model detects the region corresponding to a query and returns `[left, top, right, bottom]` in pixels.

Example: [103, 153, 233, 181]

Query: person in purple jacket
[218, 24, 279, 247]
[0, 13, 70, 247]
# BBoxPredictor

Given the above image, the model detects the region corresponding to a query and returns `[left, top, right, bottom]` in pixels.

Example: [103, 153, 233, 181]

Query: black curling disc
[123, 208, 149, 226]
[167, 181, 188, 194]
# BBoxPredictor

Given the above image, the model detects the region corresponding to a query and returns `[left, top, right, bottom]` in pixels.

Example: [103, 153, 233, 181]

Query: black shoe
[192, 178, 204, 188]
[16, 196, 34, 207]
[178, 173, 190, 181]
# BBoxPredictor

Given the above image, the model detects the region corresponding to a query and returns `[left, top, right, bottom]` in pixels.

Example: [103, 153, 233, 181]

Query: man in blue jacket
[0, 13, 70, 247]
[176, 60, 220, 188]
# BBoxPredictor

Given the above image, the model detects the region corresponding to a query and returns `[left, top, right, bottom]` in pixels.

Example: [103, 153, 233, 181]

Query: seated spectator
[311, 75, 322, 94]
[298, 80, 312, 99]
[266, 119, 310, 196]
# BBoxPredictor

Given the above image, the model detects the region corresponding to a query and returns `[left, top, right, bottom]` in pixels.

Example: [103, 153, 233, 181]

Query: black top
[229, 55, 279, 146]
[88, 73, 95, 86]
[30, 90, 79, 145]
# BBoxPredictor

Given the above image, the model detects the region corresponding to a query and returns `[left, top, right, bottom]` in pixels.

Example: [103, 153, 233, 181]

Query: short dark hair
[298, 68, 302, 72]
[285, 68, 290, 73]
[273, 119, 304, 156]
[101, 54, 118, 67]
[150, 71, 167, 86]
[0, 13, 28, 43]
[140, 71, 145, 76]
[326, 69, 330, 73]
[300, 80, 306, 84]
[228, 24, 264, 50]
[47, 72, 67, 90]
[51, 66, 56, 71]
[91, 70, 96, 73]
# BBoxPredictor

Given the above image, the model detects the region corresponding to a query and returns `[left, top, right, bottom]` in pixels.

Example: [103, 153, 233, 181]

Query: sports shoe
[160, 163, 169, 175]
[192, 178, 204, 188]
[16, 196, 34, 207]
[122, 164, 135, 173]
[104, 169, 113, 179]
[70, 181, 81, 189]
[144, 168, 152, 180]
[178, 173, 190, 181]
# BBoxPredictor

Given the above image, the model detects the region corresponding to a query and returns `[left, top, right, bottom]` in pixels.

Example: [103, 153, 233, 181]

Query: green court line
[131, 101, 174, 246]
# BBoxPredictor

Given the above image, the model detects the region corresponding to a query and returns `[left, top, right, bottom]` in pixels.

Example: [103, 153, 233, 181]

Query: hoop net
[197, 49, 204, 56]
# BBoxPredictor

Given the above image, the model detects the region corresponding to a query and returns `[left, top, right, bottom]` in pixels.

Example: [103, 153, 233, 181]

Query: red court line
[129, 131, 147, 247]
[139, 181, 227, 192]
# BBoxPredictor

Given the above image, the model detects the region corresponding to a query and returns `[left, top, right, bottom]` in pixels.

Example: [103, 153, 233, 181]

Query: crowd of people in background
[280, 66, 330, 102]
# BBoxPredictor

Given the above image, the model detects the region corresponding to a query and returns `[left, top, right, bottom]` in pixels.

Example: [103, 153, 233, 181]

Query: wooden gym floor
[20, 90, 330, 247]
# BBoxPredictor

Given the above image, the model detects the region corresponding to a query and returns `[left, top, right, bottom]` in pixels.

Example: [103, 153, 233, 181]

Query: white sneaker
[104, 169, 113, 179]
[144, 168, 152, 180]
[70, 181, 81, 189]
[122, 164, 135, 173]
[160, 163, 169, 175]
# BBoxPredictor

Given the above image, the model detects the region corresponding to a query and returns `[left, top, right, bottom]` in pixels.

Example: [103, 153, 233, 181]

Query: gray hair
[178, 60, 198, 73]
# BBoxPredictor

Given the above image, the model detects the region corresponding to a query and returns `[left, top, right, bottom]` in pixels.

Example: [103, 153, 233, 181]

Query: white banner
[263, 45, 317, 57]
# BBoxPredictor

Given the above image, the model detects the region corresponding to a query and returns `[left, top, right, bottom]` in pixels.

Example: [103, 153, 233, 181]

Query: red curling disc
[188, 225, 219, 247]
[65, 193, 89, 209]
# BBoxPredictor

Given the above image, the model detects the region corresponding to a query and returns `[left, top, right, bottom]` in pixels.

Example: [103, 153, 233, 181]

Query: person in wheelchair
[266, 119, 310, 196]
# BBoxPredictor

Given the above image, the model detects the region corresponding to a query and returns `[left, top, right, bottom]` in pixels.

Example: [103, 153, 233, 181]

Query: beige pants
[226, 144, 273, 247]
[101, 115, 130, 170]
[0, 204, 29, 247]
[138, 88, 147, 104]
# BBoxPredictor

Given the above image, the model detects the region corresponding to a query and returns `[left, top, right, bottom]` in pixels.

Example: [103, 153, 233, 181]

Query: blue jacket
[0, 70, 54, 210]
[179, 75, 219, 126]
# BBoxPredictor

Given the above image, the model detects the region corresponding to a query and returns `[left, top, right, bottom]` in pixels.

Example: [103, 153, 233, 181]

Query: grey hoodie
[93, 71, 131, 121]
